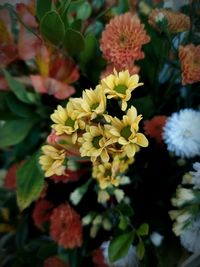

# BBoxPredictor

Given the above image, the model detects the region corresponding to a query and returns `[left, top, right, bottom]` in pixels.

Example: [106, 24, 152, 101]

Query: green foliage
[79, 34, 97, 64]
[16, 152, 44, 211]
[118, 215, 128, 231]
[136, 239, 145, 260]
[130, 95, 155, 120]
[36, 0, 52, 21]
[136, 223, 149, 236]
[77, 1, 92, 20]
[5, 93, 34, 118]
[64, 28, 85, 54]
[3, 70, 38, 105]
[40, 10, 65, 45]
[0, 118, 38, 148]
[108, 231, 135, 263]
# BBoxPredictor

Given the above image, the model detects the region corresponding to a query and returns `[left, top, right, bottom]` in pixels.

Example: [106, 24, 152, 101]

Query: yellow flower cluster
[39, 70, 148, 189]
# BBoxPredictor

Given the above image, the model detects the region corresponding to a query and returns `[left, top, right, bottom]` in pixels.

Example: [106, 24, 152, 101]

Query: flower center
[92, 135, 102, 149]
[91, 103, 99, 111]
[114, 84, 127, 94]
[121, 125, 132, 139]
[119, 34, 128, 45]
[182, 129, 192, 138]
[65, 117, 75, 128]
[105, 169, 111, 177]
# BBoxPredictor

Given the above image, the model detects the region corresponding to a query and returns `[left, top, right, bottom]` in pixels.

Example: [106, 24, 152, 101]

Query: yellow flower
[101, 69, 143, 111]
[79, 124, 111, 162]
[105, 106, 148, 158]
[51, 101, 83, 144]
[112, 155, 134, 174]
[71, 85, 107, 120]
[39, 145, 66, 177]
[92, 162, 119, 189]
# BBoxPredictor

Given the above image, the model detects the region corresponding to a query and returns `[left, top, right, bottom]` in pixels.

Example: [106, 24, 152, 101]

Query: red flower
[50, 169, 81, 183]
[44, 256, 69, 267]
[4, 164, 19, 190]
[50, 204, 82, 249]
[100, 12, 150, 68]
[144, 116, 167, 143]
[92, 249, 109, 267]
[179, 44, 200, 85]
[32, 199, 54, 230]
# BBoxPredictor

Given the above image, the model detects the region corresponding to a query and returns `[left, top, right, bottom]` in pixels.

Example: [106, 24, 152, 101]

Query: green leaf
[16, 152, 44, 211]
[136, 240, 145, 260]
[130, 95, 155, 120]
[118, 216, 128, 231]
[137, 223, 149, 236]
[64, 28, 85, 54]
[0, 118, 38, 148]
[5, 93, 34, 118]
[15, 215, 29, 248]
[36, 0, 52, 21]
[40, 11, 65, 45]
[108, 231, 134, 263]
[71, 19, 82, 31]
[79, 34, 97, 64]
[77, 1, 92, 20]
[116, 203, 134, 217]
[3, 70, 38, 105]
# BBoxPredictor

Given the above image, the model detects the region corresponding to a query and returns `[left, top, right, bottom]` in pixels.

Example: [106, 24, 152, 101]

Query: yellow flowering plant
[0, 0, 200, 266]
[40, 70, 148, 190]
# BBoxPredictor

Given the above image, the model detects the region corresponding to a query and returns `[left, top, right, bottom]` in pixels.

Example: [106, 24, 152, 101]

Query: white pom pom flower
[163, 109, 200, 158]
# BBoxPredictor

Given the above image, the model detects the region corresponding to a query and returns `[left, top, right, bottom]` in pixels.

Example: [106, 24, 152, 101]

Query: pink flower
[32, 199, 54, 230]
[30, 75, 75, 100]
[179, 44, 200, 85]
[50, 204, 82, 249]
[100, 12, 150, 68]
[30, 46, 79, 99]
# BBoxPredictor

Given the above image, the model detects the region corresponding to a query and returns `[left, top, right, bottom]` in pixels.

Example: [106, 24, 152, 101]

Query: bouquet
[0, 0, 200, 266]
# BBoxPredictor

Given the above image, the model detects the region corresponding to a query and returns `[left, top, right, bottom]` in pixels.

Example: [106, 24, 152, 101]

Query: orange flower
[32, 199, 54, 230]
[44, 256, 69, 267]
[144, 116, 167, 143]
[179, 44, 200, 85]
[100, 63, 140, 79]
[50, 204, 82, 249]
[100, 12, 150, 68]
[148, 8, 190, 33]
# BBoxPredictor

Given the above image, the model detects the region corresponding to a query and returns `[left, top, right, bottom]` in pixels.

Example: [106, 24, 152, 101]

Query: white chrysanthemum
[163, 109, 200, 158]
[180, 214, 200, 253]
[190, 162, 200, 189]
[101, 241, 139, 267]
